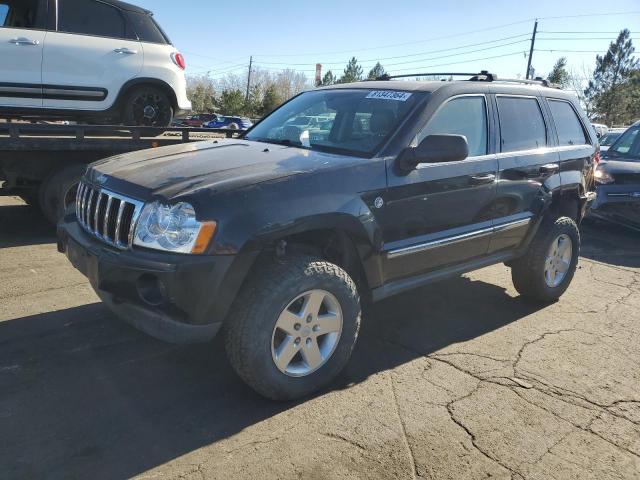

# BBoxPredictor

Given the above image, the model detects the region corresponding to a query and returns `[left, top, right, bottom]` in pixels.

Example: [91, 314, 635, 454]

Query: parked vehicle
[590, 121, 640, 231]
[0, 0, 191, 126]
[204, 116, 253, 130]
[173, 113, 218, 128]
[58, 73, 597, 400]
[591, 123, 609, 138]
[599, 128, 626, 151]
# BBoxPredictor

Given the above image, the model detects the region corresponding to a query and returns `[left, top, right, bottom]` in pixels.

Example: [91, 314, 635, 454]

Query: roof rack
[376, 70, 561, 89]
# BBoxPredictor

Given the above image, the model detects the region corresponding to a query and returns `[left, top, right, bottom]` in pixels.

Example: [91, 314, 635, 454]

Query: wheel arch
[114, 78, 179, 112]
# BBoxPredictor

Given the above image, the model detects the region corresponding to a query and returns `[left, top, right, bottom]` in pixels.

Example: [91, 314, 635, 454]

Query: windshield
[607, 127, 640, 160]
[245, 89, 426, 156]
[600, 132, 621, 146]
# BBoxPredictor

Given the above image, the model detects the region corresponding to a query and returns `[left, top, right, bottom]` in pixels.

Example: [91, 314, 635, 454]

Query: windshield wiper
[250, 137, 295, 147]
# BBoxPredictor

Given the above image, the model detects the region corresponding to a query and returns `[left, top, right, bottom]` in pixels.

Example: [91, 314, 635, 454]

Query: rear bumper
[588, 184, 640, 230]
[57, 215, 256, 343]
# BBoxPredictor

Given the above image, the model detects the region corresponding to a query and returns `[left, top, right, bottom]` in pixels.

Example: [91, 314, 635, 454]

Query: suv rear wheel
[122, 86, 173, 128]
[225, 254, 361, 401]
[511, 216, 580, 302]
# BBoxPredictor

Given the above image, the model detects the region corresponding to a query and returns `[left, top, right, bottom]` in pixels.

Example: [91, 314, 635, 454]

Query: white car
[0, 0, 191, 127]
[591, 123, 609, 139]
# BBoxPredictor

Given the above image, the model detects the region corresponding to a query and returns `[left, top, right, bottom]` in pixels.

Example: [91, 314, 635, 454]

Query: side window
[58, 0, 126, 39]
[127, 11, 169, 44]
[548, 99, 588, 146]
[497, 96, 547, 152]
[417, 96, 488, 157]
[0, 0, 46, 30]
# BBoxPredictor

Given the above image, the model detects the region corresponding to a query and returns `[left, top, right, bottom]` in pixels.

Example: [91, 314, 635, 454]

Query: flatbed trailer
[0, 123, 240, 223]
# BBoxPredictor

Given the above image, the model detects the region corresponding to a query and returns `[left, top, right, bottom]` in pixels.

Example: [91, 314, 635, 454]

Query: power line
[381, 51, 527, 74]
[254, 33, 531, 66]
[251, 19, 535, 58]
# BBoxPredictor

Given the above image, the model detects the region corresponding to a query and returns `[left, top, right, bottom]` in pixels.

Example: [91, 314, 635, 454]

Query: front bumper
[57, 216, 253, 343]
[588, 183, 640, 231]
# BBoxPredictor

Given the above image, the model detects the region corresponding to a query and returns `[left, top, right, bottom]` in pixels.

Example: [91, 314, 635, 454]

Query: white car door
[0, 0, 48, 107]
[41, 0, 142, 111]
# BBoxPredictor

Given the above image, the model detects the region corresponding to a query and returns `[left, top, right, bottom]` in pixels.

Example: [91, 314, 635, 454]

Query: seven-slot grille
[75, 181, 144, 249]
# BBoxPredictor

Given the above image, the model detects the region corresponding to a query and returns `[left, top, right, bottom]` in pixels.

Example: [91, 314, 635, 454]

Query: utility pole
[526, 20, 538, 79]
[245, 56, 253, 102]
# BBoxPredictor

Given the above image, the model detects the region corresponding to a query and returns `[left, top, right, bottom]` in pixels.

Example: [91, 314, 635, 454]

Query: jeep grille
[75, 181, 144, 250]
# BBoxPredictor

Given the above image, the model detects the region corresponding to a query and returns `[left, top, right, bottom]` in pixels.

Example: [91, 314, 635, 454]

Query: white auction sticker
[365, 90, 412, 101]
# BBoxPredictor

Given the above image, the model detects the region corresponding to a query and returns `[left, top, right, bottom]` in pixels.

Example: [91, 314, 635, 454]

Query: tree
[547, 57, 569, 87]
[216, 89, 245, 115]
[321, 70, 337, 86]
[261, 83, 283, 116]
[367, 62, 386, 80]
[585, 29, 639, 125]
[339, 57, 363, 83]
[186, 75, 216, 113]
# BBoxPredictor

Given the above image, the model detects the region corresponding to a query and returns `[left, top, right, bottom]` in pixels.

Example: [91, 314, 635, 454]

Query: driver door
[379, 95, 498, 282]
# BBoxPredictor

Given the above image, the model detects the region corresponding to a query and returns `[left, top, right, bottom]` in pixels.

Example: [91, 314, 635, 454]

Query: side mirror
[398, 134, 469, 171]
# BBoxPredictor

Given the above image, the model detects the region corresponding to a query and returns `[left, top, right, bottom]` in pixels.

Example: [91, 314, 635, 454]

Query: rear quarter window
[547, 99, 588, 146]
[127, 11, 169, 44]
[496, 96, 547, 152]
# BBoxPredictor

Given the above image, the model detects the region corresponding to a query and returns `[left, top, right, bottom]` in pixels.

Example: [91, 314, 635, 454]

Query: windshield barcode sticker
[365, 91, 412, 101]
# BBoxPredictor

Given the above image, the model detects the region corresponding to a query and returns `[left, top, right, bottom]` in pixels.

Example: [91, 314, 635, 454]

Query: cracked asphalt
[1, 195, 639, 480]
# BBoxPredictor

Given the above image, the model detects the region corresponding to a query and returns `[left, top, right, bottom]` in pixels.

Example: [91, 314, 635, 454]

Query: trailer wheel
[39, 164, 86, 225]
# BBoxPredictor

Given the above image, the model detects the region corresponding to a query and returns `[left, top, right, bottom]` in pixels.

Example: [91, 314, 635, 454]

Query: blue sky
[134, 0, 639, 82]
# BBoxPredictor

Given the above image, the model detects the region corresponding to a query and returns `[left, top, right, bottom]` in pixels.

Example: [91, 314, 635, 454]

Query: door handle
[539, 163, 559, 175]
[9, 37, 40, 46]
[114, 48, 138, 54]
[470, 174, 496, 185]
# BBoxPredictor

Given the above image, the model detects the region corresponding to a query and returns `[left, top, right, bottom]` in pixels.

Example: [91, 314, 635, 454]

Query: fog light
[136, 274, 167, 306]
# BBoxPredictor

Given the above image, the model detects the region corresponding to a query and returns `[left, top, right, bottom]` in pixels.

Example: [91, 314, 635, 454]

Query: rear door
[0, 0, 48, 107]
[381, 94, 498, 282]
[488, 94, 559, 253]
[41, 0, 143, 111]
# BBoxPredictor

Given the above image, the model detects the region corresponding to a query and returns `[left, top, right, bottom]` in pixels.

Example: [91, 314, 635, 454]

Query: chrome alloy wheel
[271, 289, 343, 377]
[544, 234, 573, 288]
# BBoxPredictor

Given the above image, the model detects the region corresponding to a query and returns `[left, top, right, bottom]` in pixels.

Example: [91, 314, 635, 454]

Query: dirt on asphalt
[1, 195, 639, 480]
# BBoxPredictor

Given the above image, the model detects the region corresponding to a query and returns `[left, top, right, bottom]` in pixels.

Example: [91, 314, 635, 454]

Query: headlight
[594, 167, 615, 185]
[134, 201, 216, 254]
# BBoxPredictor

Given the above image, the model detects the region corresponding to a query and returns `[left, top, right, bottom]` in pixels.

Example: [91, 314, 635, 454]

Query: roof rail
[376, 72, 491, 81]
[376, 70, 561, 88]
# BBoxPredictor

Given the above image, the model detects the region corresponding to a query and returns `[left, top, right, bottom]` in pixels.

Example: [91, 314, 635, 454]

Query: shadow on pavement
[0, 277, 544, 480]
[580, 219, 640, 268]
[0, 201, 56, 248]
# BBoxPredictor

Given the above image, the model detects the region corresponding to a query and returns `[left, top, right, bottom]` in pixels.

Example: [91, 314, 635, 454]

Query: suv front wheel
[225, 254, 361, 401]
[511, 216, 580, 303]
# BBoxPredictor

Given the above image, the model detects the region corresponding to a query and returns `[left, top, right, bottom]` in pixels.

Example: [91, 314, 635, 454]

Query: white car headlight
[134, 201, 216, 254]
[594, 167, 615, 185]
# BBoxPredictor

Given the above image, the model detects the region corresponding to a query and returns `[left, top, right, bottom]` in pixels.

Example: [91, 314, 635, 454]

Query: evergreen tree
[585, 29, 639, 125]
[367, 62, 386, 80]
[547, 57, 569, 87]
[321, 70, 337, 86]
[261, 83, 283, 116]
[216, 89, 245, 115]
[339, 57, 363, 83]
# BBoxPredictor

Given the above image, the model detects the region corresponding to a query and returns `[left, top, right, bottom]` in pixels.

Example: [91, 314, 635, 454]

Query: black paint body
[58, 80, 598, 343]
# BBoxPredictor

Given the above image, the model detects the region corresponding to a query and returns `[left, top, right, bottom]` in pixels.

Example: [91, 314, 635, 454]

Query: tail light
[594, 150, 601, 165]
[171, 52, 186, 70]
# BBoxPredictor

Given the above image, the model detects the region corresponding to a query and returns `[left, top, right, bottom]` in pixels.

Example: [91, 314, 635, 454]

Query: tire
[225, 254, 361, 401]
[228, 123, 239, 130]
[511, 216, 580, 303]
[122, 85, 174, 132]
[38, 164, 86, 225]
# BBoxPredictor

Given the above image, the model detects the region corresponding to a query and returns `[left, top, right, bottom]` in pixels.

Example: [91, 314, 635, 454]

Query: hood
[89, 139, 359, 199]
[599, 159, 640, 174]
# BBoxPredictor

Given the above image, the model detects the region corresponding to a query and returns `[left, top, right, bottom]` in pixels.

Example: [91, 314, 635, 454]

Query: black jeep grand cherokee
[58, 75, 597, 400]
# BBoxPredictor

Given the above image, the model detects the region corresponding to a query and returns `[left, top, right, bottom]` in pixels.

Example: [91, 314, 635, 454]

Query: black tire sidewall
[38, 164, 86, 224]
[227, 257, 360, 400]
